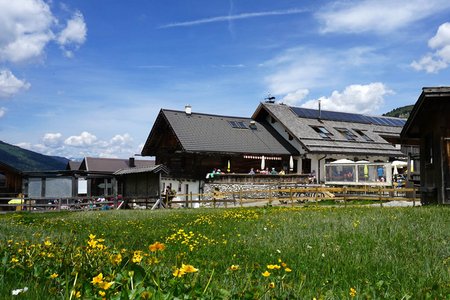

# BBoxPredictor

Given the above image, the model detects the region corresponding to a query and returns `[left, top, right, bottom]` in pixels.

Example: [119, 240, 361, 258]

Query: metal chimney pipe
[318, 100, 321, 119]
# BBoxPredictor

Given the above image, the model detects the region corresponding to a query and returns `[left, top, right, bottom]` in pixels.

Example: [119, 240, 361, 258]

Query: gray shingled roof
[147, 109, 297, 155]
[114, 164, 169, 176]
[80, 157, 155, 173]
[254, 103, 405, 156]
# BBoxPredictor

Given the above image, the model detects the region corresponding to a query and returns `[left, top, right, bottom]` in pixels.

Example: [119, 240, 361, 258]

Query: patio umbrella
[227, 160, 230, 173]
[330, 159, 355, 164]
[261, 156, 265, 170]
[289, 155, 294, 171]
[410, 160, 414, 173]
[364, 164, 369, 178]
[8, 198, 23, 204]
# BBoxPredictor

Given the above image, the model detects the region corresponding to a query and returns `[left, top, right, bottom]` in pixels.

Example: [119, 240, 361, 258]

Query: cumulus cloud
[57, 11, 87, 58]
[0, 69, 30, 98]
[42, 132, 63, 147]
[0, 107, 5, 118]
[316, 0, 450, 34]
[300, 83, 391, 114]
[281, 89, 310, 106]
[64, 131, 97, 147]
[411, 22, 450, 73]
[0, 0, 86, 63]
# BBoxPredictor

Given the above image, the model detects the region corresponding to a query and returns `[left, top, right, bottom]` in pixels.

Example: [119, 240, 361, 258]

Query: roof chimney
[185, 105, 192, 115]
[318, 100, 321, 119]
[249, 120, 257, 129]
[129, 157, 135, 168]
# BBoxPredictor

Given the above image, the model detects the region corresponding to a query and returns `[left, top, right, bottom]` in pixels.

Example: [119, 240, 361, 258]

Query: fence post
[268, 185, 272, 206]
[343, 187, 347, 207]
[190, 192, 193, 209]
[290, 187, 293, 207]
[239, 189, 243, 207]
[412, 186, 416, 207]
[314, 187, 319, 206]
[379, 187, 383, 207]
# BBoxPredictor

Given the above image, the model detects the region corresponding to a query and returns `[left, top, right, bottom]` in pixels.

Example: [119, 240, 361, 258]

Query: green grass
[0, 206, 449, 299]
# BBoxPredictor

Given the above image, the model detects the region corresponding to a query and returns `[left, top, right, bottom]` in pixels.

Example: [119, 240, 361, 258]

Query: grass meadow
[0, 206, 449, 299]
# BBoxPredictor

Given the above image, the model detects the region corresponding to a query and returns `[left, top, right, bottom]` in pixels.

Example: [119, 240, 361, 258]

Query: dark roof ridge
[162, 108, 252, 120]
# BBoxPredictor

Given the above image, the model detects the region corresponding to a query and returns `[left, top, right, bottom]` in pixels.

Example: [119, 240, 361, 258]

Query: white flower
[12, 287, 28, 296]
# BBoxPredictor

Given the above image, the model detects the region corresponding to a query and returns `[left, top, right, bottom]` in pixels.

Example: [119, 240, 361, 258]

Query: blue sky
[1, 0, 449, 159]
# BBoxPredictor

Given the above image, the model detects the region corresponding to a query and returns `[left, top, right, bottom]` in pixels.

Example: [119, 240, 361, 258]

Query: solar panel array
[291, 107, 406, 127]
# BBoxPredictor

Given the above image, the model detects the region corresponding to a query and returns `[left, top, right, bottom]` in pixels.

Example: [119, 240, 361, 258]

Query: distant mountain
[383, 105, 414, 118]
[0, 140, 68, 172]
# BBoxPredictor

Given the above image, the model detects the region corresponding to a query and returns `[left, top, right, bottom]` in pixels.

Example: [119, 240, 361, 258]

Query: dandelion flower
[350, 287, 357, 297]
[229, 265, 239, 271]
[50, 273, 58, 279]
[99, 290, 106, 297]
[44, 240, 52, 247]
[149, 242, 166, 252]
[99, 281, 114, 290]
[269, 282, 276, 289]
[11, 257, 19, 263]
[284, 267, 292, 272]
[91, 273, 104, 285]
[262, 271, 271, 277]
[89, 234, 96, 240]
[173, 268, 185, 277]
[181, 264, 198, 273]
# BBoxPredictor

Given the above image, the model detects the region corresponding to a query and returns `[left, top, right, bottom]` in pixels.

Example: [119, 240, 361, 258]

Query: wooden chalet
[141, 107, 299, 179]
[401, 87, 450, 204]
[0, 162, 22, 196]
[252, 102, 406, 181]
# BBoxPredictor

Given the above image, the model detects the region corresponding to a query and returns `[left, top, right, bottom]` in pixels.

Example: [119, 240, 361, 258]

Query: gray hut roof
[142, 109, 298, 156]
[79, 157, 155, 173]
[253, 102, 405, 157]
[114, 164, 169, 176]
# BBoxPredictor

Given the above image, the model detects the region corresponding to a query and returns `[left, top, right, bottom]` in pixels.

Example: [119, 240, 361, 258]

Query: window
[0, 172, 6, 188]
[311, 126, 333, 140]
[228, 121, 248, 129]
[335, 128, 357, 141]
[354, 129, 373, 142]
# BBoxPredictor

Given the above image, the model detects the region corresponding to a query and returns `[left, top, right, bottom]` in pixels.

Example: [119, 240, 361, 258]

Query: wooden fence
[0, 186, 419, 212]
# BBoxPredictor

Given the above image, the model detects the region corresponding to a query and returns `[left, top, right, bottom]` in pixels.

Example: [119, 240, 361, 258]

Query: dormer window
[311, 126, 333, 140]
[354, 129, 373, 141]
[335, 128, 357, 141]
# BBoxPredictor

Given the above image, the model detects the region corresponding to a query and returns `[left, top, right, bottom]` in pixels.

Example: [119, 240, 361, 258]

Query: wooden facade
[401, 87, 450, 204]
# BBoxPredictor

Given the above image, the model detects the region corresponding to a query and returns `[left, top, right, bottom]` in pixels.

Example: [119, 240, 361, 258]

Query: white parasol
[289, 155, 294, 171]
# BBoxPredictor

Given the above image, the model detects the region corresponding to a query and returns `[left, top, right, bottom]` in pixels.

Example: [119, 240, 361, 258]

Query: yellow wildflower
[269, 282, 276, 289]
[99, 281, 114, 290]
[132, 251, 143, 263]
[181, 264, 198, 273]
[173, 268, 185, 277]
[284, 267, 292, 272]
[87, 239, 97, 248]
[11, 257, 19, 263]
[50, 273, 59, 279]
[229, 265, 239, 271]
[91, 273, 104, 285]
[89, 234, 96, 240]
[44, 240, 52, 247]
[262, 271, 271, 277]
[350, 287, 357, 297]
[99, 290, 106, 297]
[71, 290, 81, 298]
[149, 242, 166, 252]
[267, 264, 281, 270]
[111, 253, 122, 265]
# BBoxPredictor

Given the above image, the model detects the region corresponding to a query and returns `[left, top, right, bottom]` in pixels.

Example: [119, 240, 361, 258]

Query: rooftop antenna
[265, 93, 276, 103]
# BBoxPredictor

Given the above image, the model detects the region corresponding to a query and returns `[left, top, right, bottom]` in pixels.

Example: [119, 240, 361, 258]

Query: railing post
[190, 192, 193, 208]
[343, 187, 347, 207]
[412, 186, 416, 207]
[239, 189, 242, 207]
[379, 187, 383, 207]
[290, 187, 293, 207]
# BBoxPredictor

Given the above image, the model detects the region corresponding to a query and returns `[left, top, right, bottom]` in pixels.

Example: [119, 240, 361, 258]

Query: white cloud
[64, 131, 97, 147]
[0, 107, 5, 118]
[42, 132, 63, 147]
[264, 47, 383, 97]
[57, 11, 87, 58]
[411, 22, 450, 73]
[0, 0, 86, 63]
[0, 69, 30, 98]
[317, 0, 450, 34]
[110, 134, 133, 146]
[161, 8, 307, 28]
[0, 0, 55, 62]
[301, 83, 391, 114]
[281, 89, 309, 106]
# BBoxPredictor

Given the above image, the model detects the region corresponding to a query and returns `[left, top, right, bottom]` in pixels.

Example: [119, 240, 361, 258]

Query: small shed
[114, 165, 169, 200]
[401, 87, 450, 204]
